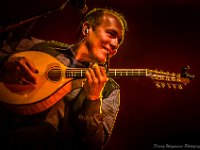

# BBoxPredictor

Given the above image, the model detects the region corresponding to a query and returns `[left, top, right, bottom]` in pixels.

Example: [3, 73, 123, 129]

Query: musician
[0, 8, 128, 149]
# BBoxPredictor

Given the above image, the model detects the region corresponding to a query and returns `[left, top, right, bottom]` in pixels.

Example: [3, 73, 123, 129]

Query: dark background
[0, 0, 200, 149]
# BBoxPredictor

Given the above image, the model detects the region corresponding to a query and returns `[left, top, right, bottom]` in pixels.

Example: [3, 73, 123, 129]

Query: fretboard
[65, 68, 150, 78]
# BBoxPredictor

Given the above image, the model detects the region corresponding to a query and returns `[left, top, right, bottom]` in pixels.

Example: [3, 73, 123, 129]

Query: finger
[93, 67, 102, 80]
[100, 67, 107, 78]
[14, 66, 21, 79]
[24, 57, 38, 74]
[20, 77, 35, 85]
[17, 58, 37, 84]
[101, 68, 108, 83]
[93, 67, 107, 85]
[21, 65, 37, 84]
[13, 67, 33, 85]
[19, 57, 36, 74]
[85, 69, 92, 83]
[99, 67, 108, 83]
[88, 68, 98, 84]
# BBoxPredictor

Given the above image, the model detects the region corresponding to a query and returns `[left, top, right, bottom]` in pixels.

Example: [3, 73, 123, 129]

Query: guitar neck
[65, 68, 150, 78]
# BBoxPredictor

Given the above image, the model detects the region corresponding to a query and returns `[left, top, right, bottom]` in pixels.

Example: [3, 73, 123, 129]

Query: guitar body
[0, 51, 83, 115]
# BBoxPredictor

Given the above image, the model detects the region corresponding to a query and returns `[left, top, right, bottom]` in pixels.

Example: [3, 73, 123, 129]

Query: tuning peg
[167, 83, 172, 89]
[181, 66, 195, 80]
[177, 84, 183, 90]
[161, 83, 166, 88]
[171, 72, 176, 77]
[154, 69, 158, 72]
[155, 82, 166, 88]
[172, 84, 177, 89]
[155, 82, 161, 88]
[165, 76, 170, 81]
[182, 65, 190, 71]
[159, 70, 164, 74]
[176, 73, 181, 77]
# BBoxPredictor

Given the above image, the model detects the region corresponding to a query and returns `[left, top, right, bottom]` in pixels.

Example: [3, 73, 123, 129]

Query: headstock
[149, 66, 195, 89]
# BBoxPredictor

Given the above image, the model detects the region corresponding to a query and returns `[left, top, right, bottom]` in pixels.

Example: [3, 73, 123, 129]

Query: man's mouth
[102, 47, 110, 55]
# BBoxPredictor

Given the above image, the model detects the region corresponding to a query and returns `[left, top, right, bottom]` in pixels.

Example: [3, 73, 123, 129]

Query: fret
[146, 69, 147, 76]
[65, 68, 149, 78]
[81, 69, 83, 77]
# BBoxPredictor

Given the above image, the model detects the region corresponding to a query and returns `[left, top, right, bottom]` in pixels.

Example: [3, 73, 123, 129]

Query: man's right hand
[1, 55, 38, 84]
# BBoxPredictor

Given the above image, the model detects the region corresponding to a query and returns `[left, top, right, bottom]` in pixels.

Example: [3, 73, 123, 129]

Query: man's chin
[92, 55, 107, 65]
[97, 58, 107, 65]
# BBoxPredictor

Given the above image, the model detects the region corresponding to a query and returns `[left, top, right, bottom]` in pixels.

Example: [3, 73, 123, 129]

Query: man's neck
[73, 42, 92, 64]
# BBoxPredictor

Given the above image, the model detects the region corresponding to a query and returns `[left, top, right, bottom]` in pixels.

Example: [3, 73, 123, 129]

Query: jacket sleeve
[0, 49, 11, 79]
[70, 79, 120, 150]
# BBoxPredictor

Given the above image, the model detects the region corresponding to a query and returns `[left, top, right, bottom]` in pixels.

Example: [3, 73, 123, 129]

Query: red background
[1, 0, 200, 149]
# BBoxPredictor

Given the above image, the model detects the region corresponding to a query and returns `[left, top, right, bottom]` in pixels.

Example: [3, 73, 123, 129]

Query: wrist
[87, 97, 101, 101]
[83, 98, 102, 115]
[87, 95, 103, 101]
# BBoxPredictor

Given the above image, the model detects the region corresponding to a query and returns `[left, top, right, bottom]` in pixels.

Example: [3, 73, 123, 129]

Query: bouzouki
[0, 51, 194, 115]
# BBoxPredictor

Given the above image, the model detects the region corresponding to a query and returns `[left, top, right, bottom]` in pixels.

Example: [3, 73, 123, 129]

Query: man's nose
[107, 39, 118, 57]
[110, 38, 119, 50]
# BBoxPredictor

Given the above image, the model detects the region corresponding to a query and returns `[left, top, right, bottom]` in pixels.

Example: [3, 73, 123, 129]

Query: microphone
[69, 0, 88, 14]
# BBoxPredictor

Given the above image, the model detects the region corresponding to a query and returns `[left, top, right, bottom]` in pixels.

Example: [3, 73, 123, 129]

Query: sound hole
[47, 67, 62, 82]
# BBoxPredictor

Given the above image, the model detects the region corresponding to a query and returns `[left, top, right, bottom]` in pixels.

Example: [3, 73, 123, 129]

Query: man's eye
[108, 31, 116, 38]
[110, 32, 115, 37]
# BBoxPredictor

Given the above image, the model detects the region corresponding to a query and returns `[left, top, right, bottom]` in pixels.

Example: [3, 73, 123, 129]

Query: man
[0, 8, 128, 149]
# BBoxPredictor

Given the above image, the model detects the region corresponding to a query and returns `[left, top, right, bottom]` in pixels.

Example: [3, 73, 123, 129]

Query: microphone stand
[0, 0, 70, 52]
[0, 0, 70, 33]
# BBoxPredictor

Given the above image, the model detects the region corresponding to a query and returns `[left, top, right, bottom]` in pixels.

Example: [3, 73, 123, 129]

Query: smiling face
[84, 13, 124, 64]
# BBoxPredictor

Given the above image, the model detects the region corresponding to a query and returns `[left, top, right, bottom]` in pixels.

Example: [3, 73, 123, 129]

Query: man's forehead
[103, 13, 124, 33]
[102, 13, 123, 26]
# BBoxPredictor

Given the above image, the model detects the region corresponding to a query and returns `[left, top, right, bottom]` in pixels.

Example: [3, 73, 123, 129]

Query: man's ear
[82, 22, 90, 35]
